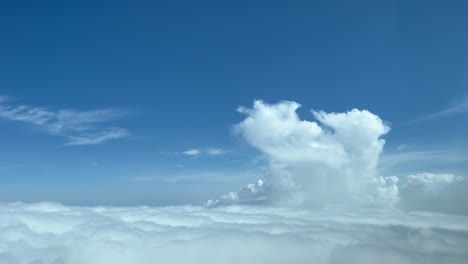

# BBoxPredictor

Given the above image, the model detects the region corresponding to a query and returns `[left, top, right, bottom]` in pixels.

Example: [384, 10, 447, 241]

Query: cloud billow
[1, 202, 467, 264]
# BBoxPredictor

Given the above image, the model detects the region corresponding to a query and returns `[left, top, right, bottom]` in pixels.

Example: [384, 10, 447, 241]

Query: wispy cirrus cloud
[0, 96, 132, 146]
[406, 97, 468, 124]
[130, 170, 257, 184]
[380, 148, 468, 173]
[64, 127, 129, 146]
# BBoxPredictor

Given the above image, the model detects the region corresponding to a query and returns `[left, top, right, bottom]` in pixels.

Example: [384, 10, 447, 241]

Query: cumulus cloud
[1, 202, 468, 264]
[212, 100, 394, 208]
[206, 178, 269, 207]
[406, 173, 464, 186]
[0, 96, 131, 146]
[209, 101, 467, 213]
[163, 98, 463, 213]
[370, 176, 400, 204]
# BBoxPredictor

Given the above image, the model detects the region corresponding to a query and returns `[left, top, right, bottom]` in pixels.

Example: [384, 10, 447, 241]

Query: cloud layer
[0, 96, 130, 145]
[1, 202, 468, 264]
[398, 173, 468, 214]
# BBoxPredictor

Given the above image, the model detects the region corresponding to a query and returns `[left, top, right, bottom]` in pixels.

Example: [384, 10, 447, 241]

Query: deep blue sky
[0, 0, 467, 205]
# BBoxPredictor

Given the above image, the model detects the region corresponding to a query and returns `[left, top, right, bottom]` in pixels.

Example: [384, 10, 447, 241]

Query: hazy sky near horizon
[1, 0, 467, 205]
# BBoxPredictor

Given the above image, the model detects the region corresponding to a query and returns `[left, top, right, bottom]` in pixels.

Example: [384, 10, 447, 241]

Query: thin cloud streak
[405, 97, 468, 124]
[64, 128, 130, 146]
[380, 148, 468, 171]
[129, 170, 260, 184]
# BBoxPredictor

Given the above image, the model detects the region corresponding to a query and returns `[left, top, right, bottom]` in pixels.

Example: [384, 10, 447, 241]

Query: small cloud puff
[183, 148, 202, 156]
[205, 148, 227, 155]
[182, 147, 227, 157]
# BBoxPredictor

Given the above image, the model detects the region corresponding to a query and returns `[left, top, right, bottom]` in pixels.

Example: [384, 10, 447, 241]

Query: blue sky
[0, 0, 467, 205]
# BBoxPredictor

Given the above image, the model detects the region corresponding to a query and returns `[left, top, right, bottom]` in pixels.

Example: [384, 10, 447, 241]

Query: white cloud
[64, 128, 129, 146]
[217, 100, 393, 208]
[406, 172, 464, 186]
[182, 148, 227, 157]
[183, 149, 202, 156]
[206, 101, 468, 215]
[206, 178, 268, 207]
[396, 144, 407, 151]
[0, 202, 467, 264]
[0, 96, 131, 146]
[398, 173, 467, 214]
[205, 147, 227, 156]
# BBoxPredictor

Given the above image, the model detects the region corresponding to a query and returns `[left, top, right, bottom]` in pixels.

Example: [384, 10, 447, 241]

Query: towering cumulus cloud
[209, 101, 398, 207]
